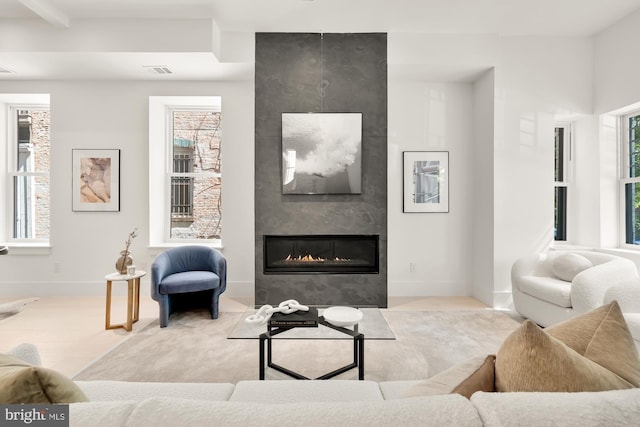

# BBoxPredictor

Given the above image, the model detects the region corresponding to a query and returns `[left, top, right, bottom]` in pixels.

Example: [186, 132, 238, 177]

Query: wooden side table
[104, 271, 146, 332]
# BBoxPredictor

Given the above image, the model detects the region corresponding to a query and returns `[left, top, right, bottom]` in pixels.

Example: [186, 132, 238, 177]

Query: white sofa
[6, 342, 640, 426]
[67, 379, 640, 427]
[511, 250, 639, 327]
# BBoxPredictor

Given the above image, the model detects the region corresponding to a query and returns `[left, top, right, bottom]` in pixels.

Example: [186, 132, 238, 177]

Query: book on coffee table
[269, 307, 319, 327]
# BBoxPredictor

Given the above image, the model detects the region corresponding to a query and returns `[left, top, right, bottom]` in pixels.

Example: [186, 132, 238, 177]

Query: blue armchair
[151, 245, 227, 328]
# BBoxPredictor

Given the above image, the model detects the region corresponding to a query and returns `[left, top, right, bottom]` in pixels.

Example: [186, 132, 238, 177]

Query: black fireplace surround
[264, 234, 379, 274]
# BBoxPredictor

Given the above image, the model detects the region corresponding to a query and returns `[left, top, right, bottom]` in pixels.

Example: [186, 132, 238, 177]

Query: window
[1, 96, 50, 246]
[168, 109, 221, 239]
[554, 125, 570, 241]
[621, 111, 640, 245]
[148, 96, 222, 247]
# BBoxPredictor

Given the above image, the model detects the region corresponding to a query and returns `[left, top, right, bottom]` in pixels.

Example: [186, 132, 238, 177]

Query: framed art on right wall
[403, 151, 449, 213]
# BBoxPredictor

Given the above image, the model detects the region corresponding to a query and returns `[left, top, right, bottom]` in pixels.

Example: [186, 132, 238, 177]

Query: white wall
[594, 9, 640, 114]
[387, 79, 474, 296]
[472, 69, 495, 306]
[386, 34, 593, 306]
[0, 80, 255, 297]
[0, 32, 598, 307]
[589, 9, 640, 268]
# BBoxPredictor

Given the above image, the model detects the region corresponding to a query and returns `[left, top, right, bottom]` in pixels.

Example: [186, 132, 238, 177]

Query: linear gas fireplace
[264, 234, 379, 274]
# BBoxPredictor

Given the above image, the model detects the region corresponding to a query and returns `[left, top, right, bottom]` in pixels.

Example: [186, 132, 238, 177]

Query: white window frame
[1, 94, 50, 252]
[149, 96, 222, 249]
[554, 123, 572, 242]
[619, 109, 640, 248]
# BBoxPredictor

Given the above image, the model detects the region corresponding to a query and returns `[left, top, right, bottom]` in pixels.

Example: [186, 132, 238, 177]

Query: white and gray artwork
[282, 113, 362, 194]
[412, 160, 440, 204]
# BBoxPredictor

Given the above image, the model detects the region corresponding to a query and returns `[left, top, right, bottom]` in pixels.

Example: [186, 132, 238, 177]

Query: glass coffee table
[228, 306, 395, 380]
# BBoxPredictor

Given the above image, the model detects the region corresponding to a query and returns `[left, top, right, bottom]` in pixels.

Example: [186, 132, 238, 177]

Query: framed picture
[72, 149, 120, 212]
[403, 151, 449, 213]
[282, 112, 362, 194]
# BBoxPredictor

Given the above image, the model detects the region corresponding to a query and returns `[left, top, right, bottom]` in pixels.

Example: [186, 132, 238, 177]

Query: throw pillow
[0, 354, 88, 404]
[550, 253, 593, 282]
[495, 320, 633, 392]
[545, 300, 640, 387]
[451, 355, 495, 398]
[401, 354, 495, 399]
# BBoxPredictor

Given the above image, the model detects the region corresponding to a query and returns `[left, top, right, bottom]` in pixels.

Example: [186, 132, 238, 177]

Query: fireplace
[264, 234, 379, 274]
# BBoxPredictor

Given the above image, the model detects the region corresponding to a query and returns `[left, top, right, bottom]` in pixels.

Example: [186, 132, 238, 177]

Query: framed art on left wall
[72, 149, 120, 212]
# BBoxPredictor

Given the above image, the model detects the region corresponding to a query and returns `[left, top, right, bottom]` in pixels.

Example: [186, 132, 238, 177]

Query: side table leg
[358, 334, 364, 380]
[259, 334, 266, 380]
[133, 278, 140, 322]
[105, 280, 113, 330]
[126, 279, 134, 331]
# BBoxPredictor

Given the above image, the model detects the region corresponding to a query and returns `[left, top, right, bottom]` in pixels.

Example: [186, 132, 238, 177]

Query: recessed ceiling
[2, 0, 639, 35]
[1, 0, 640, 81]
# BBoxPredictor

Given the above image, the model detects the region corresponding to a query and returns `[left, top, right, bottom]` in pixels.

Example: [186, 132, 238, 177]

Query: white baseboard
[388, 280, 472, 297]
[493, 291, 513, 310]
[0, 280, 254, 298]
[0, 281, 106, 297]
[223, 281, 254, 298]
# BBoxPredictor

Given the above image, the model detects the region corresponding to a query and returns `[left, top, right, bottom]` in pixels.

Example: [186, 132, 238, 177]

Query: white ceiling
[1, 0, 640, 80]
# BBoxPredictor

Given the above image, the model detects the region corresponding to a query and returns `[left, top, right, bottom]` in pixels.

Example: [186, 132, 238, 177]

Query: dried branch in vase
[116, 227, 138, 274]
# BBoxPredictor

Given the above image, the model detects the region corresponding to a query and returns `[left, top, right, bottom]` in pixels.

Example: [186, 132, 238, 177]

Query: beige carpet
[73, 309, 522, 384]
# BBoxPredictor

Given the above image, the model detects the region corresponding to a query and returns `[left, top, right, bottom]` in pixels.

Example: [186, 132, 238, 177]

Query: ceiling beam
[17, 0, 70, 28]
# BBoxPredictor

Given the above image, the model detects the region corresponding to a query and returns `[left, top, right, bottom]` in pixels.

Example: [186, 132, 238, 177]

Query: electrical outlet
[53, 262, 60, 273]
[409, 262, 416, 273]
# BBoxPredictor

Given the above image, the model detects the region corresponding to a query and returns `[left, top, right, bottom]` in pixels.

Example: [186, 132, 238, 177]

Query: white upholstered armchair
[604, 281, 640, 346]
[511, 251, 639, 327]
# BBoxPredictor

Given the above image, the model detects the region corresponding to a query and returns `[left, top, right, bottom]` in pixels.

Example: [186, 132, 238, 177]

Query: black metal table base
[259, 316, 365, 380]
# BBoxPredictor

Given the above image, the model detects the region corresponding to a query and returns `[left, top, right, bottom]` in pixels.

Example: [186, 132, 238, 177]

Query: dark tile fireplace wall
[255, 33, 387, 307]
[254, 32, 388, 307]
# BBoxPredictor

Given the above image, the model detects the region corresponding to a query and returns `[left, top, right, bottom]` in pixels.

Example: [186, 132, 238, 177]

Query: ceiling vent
[0, 66, 15, 74]
[143, 65, 173, 75]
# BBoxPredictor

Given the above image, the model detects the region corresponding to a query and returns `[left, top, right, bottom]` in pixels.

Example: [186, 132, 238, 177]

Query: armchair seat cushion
[518, 276, 572, 308]
[158, 271, 220, 295]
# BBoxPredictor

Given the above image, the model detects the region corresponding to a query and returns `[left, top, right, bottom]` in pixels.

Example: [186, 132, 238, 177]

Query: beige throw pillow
[545, 300, 640, 387]
[550, 253, 593, 281]
[401, 354, 495, 399]
[0, 354, 88, 404]
[495, 319, 633, 392]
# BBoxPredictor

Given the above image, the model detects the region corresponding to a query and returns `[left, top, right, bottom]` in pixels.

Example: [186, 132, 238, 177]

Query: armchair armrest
[604, 280, 640, 313]
[571, 259, 639, 313]
[208, 249, 227, 293]
[151, 252, 172, 299]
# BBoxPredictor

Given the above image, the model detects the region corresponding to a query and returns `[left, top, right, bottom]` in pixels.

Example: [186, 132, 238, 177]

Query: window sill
[0, 243, 51, 255]
[147, 242, 224, 256]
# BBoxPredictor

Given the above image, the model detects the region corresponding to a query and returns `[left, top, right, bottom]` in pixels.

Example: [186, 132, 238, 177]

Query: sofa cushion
[124, 396, 484, 427]
[551, 253, 593, 281]
[230, 380, 383, 403]
[0, 354, 88, 404]
[471, 388, 640, 427]
[158, 271, 220, 294]
[400, 355, 495, 399]
[544, 300, 640, 387]
[70, 401, 137, 427]
[517, 275, 572, 307]
[74, 380, 234, 402]
[6, 343, 42, 366]
[495, 320, 633, 392]
[624, 312, 640, 342]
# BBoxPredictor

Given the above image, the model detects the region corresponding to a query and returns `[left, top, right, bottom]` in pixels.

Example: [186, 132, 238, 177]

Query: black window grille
[171, 152, 193, 218]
